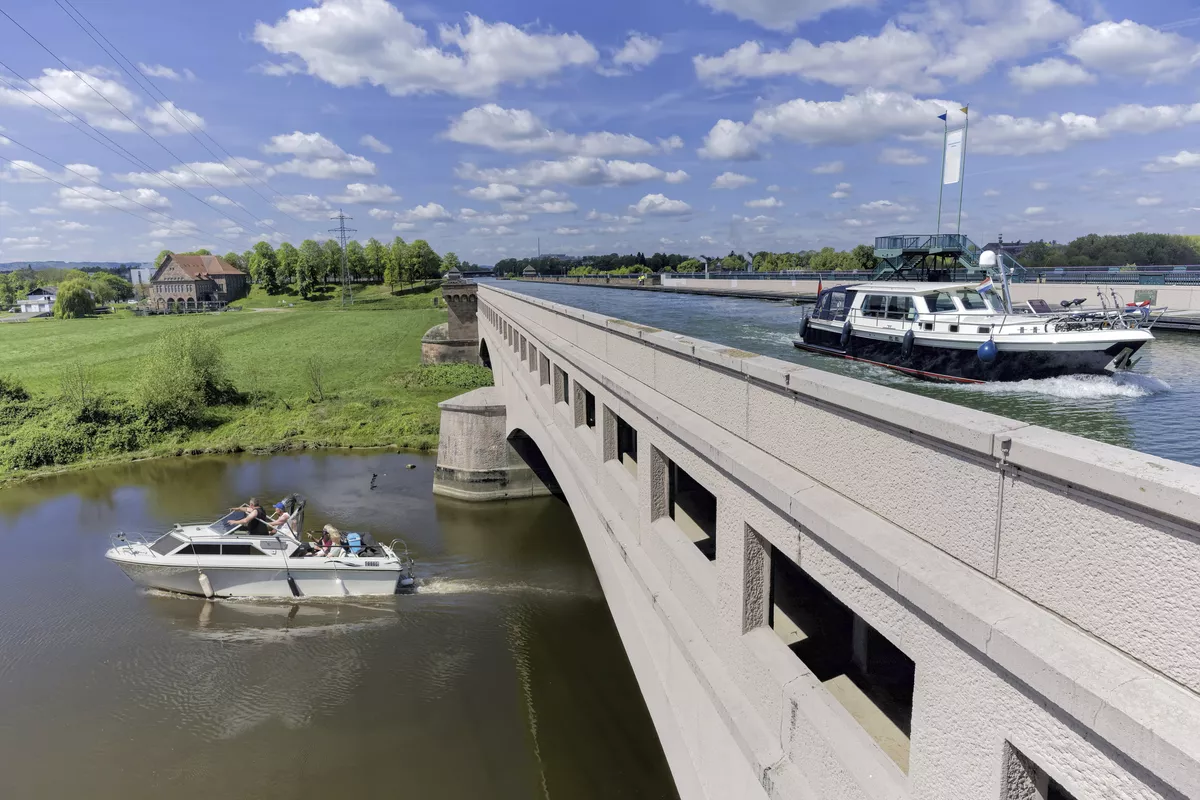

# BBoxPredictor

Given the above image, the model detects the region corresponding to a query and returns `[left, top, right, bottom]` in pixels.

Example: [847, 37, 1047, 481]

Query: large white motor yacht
[795, 281, 1160, 383]
[105, 496, 415, 598]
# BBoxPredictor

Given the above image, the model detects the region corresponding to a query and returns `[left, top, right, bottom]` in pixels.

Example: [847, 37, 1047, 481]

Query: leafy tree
[321, 239, 343, 286]
[721, 251, 748, 270]
[441, 251, 460, 274]
[153, 249, 174, 269]
[1017, 240, 1055, 269]
[275, 241, 299, 287]
[406, 239, 441, 284]
[191, 249, 213, 256]
[364, 237, 387, 283]
[53, 279, 95, 318]
[0, 274, 17, 309]
[248, 241, 280, 294]
[90, 272, 132, 303]
[346, 240, 366, 281]
[677, 258, 703, 272]
[850, 243, 878, 271]
[221, 251, 246, 272]
[386, 237, 408, 291]
[297, 239, 323, 299]
[61, 269, 91, 284]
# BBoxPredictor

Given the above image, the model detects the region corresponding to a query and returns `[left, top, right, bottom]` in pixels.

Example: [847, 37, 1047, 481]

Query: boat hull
[108, 552, 409, 598]
[795, 325, 1148, 383]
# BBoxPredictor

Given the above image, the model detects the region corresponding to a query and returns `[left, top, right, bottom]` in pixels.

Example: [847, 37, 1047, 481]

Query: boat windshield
[955, 290, 989, 310]
[208, 510, 249, 535]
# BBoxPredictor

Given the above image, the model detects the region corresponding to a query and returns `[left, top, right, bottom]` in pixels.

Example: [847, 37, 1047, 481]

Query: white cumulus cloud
[711, 171, 756, 189]
[1009, 58, 1095, 91]
[613, 33, 662, 69]
[697, 0, 874, 32]
[327, 183, 401, 204]
[1144, 150, 1200, 172]
[359, 134, 392, 153]
[458, 157, 682, 187]
[254, 0, 599, 97]
[1067, 20, 1200, 82]
[630, 193, 691, 215]
[745, 196, 782, 208]
[446, 104, 658, 157]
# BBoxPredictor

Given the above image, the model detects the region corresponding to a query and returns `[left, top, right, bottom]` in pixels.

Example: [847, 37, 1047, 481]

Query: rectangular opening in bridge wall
[574, 383, 596, 429]
[1000, 742, 1079, 800]
[528, 344, 539, 372]
[520, 334, 527, 361]
[668, 460, 717, 561]
[539, 354, 550, 386]
[553, 365, 570, 405]
[605, 408, 639, 479]
[769, 548, 914, 773]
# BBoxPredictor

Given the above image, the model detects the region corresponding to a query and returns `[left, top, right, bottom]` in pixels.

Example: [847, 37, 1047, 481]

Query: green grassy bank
[0, 283, 491, 485]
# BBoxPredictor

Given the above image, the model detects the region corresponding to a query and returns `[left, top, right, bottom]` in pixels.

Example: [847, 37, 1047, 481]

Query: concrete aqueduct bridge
[435, 283, 1200, 800]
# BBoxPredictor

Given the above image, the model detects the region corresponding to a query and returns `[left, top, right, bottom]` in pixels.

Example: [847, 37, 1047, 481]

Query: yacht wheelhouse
[105, 496, 415, 598]
[795, 282, 1158, 383]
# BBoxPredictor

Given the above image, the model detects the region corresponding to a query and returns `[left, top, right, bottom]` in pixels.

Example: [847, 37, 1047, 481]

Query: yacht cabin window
[925, 292, 957, 312]
[813, 289, 853, 321]
[861, 295, 914, 320]
[150, 533, 184, 556]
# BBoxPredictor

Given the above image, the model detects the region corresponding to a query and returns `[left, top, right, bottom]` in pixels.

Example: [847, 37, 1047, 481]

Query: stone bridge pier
[432, 283, 1200, 800]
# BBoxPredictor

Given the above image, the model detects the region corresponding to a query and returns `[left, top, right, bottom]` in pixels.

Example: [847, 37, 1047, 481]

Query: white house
[17, 287, 56, 314]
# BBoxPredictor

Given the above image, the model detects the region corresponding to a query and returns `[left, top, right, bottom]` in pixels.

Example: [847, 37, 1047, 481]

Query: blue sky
[1, 0, 1199, 264]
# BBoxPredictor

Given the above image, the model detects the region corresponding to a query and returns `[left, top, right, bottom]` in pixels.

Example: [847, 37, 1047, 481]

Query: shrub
[137, 326, 238, 430]
[5, 425, 88, 470]
[396, 363, 494, 390]
[0, 375, 29, 402]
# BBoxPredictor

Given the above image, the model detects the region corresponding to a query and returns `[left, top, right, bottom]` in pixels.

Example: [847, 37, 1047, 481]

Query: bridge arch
[478, 337, 492, 370]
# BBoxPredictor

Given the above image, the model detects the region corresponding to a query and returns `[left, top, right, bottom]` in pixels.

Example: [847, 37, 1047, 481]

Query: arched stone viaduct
[435, 282, 1200, 800]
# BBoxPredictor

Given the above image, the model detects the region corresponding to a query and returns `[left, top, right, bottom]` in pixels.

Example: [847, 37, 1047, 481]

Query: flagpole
[936, 114, 947, 235]
[956, 106, 969, 236]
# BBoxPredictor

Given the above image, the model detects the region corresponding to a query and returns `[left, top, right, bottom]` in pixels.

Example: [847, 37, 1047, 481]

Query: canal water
[495, 281, 1200, 466]
[0, 450, 678, 800]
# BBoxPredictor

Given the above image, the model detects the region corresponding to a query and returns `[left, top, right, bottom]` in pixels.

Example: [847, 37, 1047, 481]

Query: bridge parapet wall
[475, 283, 1200, 800]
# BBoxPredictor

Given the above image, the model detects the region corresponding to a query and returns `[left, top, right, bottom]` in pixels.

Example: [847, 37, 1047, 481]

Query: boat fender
[977, 338, 998, 363]
[198, 571, 214, 599]
[840, 319, 853, 348]
[901, 329, 915, 359]
[798, 315, 808, 339]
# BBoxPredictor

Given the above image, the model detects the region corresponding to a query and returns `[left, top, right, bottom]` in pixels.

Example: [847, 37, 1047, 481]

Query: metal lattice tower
[329, 210, 356, 307]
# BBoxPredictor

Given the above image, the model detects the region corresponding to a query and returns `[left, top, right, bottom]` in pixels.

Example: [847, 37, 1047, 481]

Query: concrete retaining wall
[473, 283, 1200, 800]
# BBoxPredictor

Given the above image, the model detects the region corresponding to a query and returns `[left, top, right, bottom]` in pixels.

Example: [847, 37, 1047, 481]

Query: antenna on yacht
[997, 233, 1014, 314]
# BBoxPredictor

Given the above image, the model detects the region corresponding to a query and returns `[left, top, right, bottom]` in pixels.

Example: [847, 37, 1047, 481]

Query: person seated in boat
[310, 524, 344, 557]
[266, 501, 297, 538]
[227, 497, 268, 534]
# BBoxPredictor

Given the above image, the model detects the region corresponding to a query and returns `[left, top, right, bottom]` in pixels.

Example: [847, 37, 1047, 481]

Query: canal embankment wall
[467, 282, 1200, 800]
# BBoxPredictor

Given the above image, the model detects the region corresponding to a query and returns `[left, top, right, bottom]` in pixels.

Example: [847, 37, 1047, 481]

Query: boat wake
[958, 373, 1171, 400]
[416, 577, 583, 598]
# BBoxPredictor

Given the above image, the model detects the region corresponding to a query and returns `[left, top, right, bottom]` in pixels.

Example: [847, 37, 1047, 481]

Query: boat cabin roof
[838, 281, 984, 295]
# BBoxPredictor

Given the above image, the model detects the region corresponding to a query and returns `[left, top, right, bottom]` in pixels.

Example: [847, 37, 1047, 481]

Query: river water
[0, 450, 678, 799]
[495, 281, 1200, 466]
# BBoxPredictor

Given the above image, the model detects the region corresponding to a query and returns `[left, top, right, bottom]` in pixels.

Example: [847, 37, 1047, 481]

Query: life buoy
[901, 329, 915, 359]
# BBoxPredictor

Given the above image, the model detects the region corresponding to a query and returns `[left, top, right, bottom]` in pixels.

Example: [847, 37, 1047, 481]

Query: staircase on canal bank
[433, 280, 1200, 800]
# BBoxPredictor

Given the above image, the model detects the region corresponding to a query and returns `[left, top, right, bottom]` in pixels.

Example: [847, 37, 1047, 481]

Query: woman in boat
[310, 524, 343, 557]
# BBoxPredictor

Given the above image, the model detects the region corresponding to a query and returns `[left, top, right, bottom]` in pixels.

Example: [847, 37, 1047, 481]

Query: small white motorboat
[105, 495, 415, 598]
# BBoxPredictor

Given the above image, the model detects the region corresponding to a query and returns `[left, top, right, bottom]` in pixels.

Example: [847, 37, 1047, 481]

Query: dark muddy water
[0, 450, 677, 799]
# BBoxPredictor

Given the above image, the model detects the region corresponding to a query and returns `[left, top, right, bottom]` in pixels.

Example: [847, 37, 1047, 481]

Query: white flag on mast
[943, 128, 964, 185]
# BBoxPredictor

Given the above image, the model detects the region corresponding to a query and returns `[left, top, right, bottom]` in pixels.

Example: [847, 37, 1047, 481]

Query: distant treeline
[153, 239, 478, 298]
[499, 246, 880, 276]
[1017, 234, 1200, 269]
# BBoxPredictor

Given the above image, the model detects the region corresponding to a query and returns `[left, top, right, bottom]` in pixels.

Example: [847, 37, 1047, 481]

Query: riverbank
[0, 283, 492, 487]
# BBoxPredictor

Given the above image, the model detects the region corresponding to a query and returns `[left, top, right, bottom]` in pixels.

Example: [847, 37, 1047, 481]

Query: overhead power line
[50, 0, 308, 230]
[0, 61, 263, 237]
[0, 5, 284, 235]
[0, 154, 242, 249]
